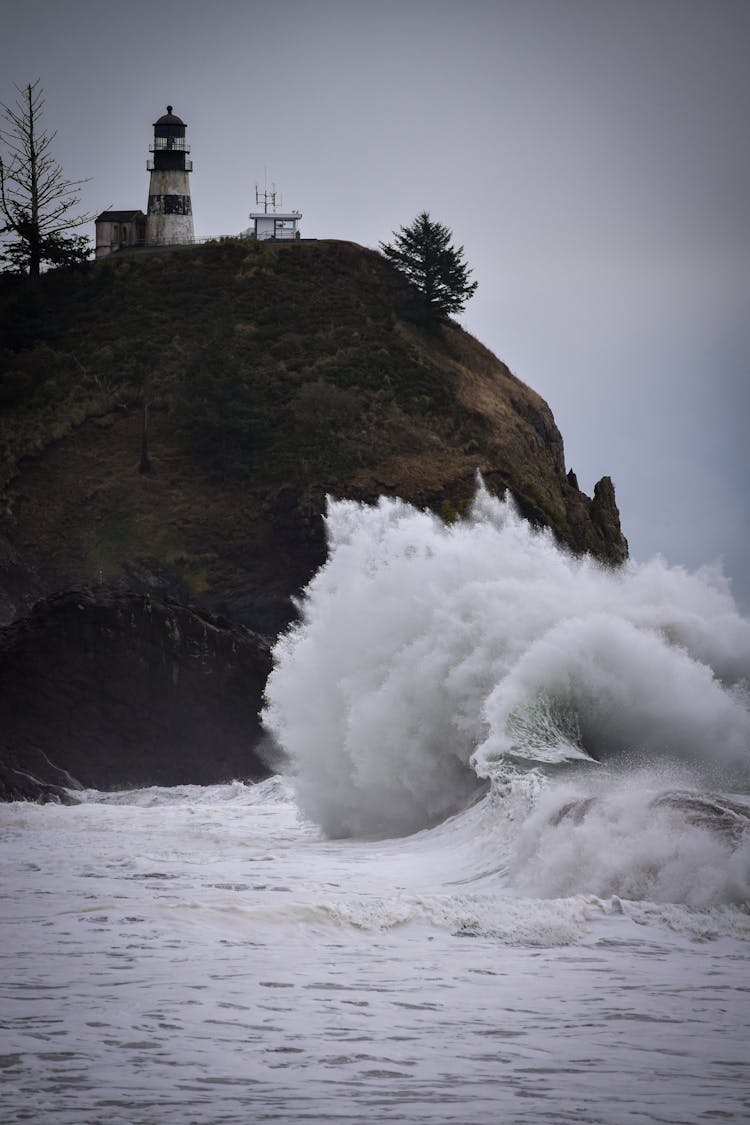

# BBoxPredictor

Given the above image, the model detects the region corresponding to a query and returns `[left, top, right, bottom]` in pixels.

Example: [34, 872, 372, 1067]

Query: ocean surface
[2, 487, 749, 1124]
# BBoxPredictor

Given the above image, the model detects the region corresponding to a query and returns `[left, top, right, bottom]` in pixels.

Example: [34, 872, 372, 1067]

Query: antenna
[255, 178, 277, 214]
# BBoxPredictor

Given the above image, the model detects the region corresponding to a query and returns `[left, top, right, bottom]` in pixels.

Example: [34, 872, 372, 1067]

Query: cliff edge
[0, 239, 627, 795]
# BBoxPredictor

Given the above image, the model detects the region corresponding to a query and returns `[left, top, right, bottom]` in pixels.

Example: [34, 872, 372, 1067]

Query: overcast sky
[3, 0, 749, 608]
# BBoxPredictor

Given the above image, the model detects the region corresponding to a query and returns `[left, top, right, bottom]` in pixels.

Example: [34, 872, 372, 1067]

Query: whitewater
[2, 485, 749, 1124]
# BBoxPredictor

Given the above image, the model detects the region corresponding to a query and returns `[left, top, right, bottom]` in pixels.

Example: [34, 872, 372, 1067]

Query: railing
[150, 140, 190, 152]
[100, 234, 313, 258]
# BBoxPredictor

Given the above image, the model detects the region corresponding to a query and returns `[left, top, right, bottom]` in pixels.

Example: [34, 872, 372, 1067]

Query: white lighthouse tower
[145, 106, 194, 246]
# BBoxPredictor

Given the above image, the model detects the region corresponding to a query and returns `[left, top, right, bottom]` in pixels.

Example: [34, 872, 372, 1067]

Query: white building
[247, 187, 301, 241]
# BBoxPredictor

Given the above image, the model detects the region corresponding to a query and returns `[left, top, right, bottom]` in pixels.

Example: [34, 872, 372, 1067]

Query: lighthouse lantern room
[145, 106, 194, 246]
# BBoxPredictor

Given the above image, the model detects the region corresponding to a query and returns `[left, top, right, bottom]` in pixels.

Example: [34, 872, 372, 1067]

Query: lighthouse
[145, 106, 194, 246]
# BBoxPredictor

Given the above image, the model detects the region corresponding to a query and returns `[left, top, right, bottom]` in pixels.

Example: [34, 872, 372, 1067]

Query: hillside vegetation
[0, 239, 627, 632]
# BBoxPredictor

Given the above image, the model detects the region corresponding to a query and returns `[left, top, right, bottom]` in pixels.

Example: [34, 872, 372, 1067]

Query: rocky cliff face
[0, 588, 272, 801]
[0, 240, 628, 799]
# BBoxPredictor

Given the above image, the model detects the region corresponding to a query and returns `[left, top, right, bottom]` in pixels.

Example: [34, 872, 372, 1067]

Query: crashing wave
[263, 482, 750, 851]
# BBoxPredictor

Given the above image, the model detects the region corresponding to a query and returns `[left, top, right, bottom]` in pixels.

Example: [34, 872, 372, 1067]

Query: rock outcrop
[0, 588, 272, 800]
[0, 240, 629, 798]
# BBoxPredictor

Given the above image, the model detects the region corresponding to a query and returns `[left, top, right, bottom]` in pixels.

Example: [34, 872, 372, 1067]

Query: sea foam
[263, 482, 750, 839]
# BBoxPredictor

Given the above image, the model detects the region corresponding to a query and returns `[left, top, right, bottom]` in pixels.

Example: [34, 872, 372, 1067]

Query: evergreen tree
[0, 81, 91, 276]
[379, 211, 477, 321]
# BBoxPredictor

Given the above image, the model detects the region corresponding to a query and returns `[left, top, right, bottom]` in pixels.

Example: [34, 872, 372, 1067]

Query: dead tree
[0, 80, 92, 275]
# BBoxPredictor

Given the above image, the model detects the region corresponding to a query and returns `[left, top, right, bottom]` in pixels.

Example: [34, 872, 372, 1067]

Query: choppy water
[1, 779, 749, 1124]
[2, 487, 749, 1123]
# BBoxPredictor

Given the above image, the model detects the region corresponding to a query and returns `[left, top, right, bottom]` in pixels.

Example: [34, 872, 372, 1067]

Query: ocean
[2, 486, 749, 1123]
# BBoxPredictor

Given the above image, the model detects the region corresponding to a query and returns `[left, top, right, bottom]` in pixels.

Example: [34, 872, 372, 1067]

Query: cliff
[0, 239, 628, 797]
[0, 588, 271, 802]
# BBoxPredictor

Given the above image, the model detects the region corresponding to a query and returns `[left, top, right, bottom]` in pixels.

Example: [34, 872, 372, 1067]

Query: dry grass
[0, 239, 621, 628]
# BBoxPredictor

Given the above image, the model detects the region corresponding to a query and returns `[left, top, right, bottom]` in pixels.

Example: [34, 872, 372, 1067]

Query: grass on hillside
[0, 239, 471, 490]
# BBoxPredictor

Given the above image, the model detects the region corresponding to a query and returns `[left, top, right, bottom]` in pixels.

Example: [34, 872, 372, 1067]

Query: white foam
[263, 482, 750, 839]
[506, 766, 750, 907]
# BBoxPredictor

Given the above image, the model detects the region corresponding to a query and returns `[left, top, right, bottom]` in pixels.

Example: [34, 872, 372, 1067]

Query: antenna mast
[255, 181, 277, 214]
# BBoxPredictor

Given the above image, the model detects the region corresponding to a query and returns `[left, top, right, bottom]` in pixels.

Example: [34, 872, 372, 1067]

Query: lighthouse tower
[145, 106, 194, 246]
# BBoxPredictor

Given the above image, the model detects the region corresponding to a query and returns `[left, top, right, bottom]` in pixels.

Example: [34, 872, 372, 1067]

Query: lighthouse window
[152, 137, 187, 151]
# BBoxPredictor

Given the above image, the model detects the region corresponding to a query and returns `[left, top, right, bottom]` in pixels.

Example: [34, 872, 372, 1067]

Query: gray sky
[3, 0, 749, 608]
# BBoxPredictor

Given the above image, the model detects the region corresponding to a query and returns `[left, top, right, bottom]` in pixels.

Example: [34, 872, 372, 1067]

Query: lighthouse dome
[154, 106, 185, 126]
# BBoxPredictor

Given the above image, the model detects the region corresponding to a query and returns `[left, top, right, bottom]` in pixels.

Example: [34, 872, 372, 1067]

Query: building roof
[96, 210, 146, 223]
[249, 212, 302, 220]
[154, 105, 185, 126]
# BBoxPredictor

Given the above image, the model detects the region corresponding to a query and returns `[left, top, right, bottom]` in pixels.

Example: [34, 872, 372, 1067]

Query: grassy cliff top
[0, 239, 626, 630]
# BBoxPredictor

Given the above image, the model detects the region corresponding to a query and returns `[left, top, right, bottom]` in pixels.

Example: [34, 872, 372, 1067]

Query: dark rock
[591, 476, 629, 563]
[0, 587, 272, 800]
[562, 474, 629, 565]
[0, 746, 80, 804]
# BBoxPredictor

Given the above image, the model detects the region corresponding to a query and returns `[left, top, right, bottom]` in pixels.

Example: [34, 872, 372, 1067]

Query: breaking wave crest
[262, 482, 750, 905]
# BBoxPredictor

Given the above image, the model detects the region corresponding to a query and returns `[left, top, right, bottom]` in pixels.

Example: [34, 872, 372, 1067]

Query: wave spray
[263, 482, 750, 896]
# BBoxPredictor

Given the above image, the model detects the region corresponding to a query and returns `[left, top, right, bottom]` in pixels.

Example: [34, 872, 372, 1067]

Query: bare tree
[0, 80, 92, 276]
